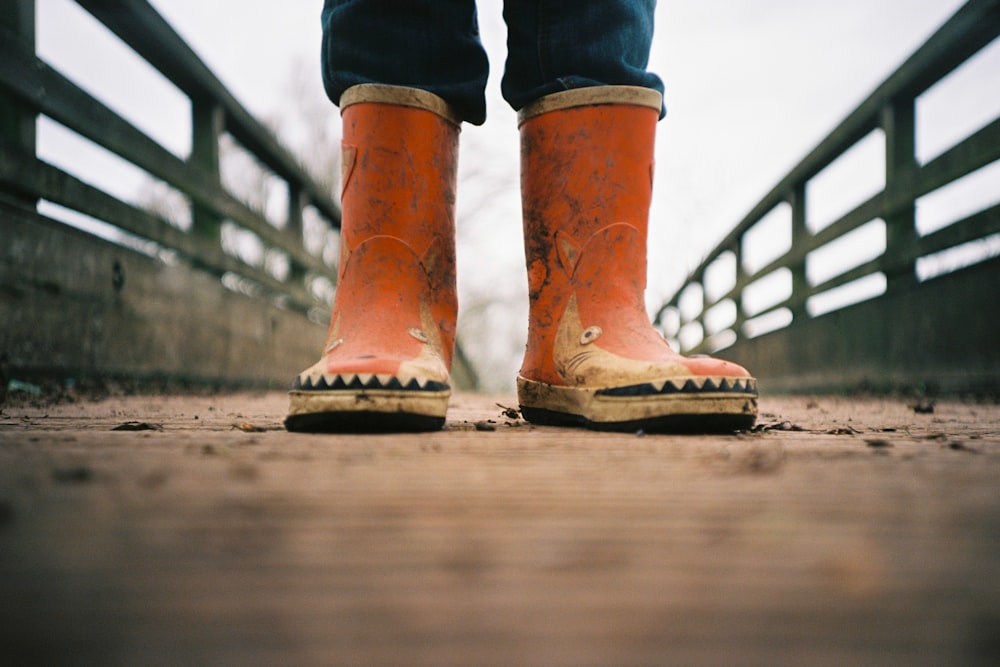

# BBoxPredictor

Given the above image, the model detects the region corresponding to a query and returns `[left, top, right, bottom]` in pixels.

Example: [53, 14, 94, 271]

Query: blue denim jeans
[321, 0, 664, 125]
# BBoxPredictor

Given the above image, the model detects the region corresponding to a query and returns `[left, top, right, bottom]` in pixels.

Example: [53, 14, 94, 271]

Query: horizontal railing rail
[654, 0, 1000, 392]
[75, 0, 342, 232]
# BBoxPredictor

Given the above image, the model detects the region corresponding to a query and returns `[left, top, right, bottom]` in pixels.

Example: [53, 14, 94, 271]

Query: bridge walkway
[1, 391, 998, 665]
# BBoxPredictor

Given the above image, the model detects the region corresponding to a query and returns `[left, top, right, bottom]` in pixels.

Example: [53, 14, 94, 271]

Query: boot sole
[285, 388, 449, 433]
[517, 376, 758, 433]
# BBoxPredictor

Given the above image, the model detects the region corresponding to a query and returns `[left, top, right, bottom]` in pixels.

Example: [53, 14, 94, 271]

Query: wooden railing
[0, 0, 479, 390]
[1, 0, 341, 314]
[654, 0, 1000, 394]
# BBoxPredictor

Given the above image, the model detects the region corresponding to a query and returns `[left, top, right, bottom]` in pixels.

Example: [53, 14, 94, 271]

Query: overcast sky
[34, 0, 999, 388]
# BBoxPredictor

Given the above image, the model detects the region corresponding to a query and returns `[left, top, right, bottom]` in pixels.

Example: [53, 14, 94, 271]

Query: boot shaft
[332, 85, 461, 367]
[518, 86, 661, 294]
[338, 84, 461, 297]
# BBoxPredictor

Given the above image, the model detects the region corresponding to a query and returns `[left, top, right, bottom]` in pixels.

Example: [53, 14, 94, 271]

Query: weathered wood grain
[1, 392, 997, 666]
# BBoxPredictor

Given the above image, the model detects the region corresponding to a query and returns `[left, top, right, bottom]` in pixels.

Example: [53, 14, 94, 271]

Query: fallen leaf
[233, 422, 264, 433]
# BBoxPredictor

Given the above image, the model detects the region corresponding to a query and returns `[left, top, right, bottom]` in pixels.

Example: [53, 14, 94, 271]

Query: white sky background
[34, 0, 999, 390]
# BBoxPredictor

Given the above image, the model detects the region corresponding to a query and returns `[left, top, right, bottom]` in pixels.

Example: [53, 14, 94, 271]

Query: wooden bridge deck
[1, 391, 998, 666]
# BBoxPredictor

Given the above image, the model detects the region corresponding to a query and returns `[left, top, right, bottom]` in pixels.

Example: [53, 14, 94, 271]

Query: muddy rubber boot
[285, 85, 461, 432]
[516, 86, 758, 432]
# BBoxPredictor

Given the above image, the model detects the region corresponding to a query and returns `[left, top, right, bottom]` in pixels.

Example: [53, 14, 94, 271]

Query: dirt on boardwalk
[1, 391, 999, 666]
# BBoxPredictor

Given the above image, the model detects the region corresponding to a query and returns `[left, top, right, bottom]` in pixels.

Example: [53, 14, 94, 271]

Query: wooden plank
[919, 203, 1000, 258]
[807, 202, 1000, 298]
[0, 203, 323, 386]
[0, 392, 997, 666]
[916, 115, 1000, 197]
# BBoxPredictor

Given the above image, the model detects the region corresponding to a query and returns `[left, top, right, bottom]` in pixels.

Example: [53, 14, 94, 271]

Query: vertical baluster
[882, 97, 917, 291]
[286, 181, 309, 292]
[733, 241, 748, 339]
[190, 98, 224, 241]
[788, 183, 809, 320]
[695, 269, 708, 351]
[0, 0, 37, 209]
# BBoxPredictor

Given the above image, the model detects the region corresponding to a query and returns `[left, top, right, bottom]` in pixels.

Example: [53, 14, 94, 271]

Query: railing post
[0, 0, 37, 208]
[788, 183, 810, 321]
[286, 181, 309, 288]
[733, 242, 748, 337]
[882, 97, 918, 291]
[286, 182, 304, 240]
[697, 269, 711, 350]
[190, 97, 224, 240]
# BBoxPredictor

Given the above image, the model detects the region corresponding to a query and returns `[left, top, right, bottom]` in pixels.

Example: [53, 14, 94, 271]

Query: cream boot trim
[340, 84, 464, 127]
[518, 85, 662, 125]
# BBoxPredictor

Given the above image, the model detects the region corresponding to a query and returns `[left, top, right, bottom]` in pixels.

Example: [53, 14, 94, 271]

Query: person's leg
[508, 2, 758, 432]
[501, 0, 664, 114]
[322, 0, 490, 124]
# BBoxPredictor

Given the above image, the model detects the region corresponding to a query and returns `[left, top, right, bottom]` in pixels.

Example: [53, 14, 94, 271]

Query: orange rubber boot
[286, 85, 461, 432]
[516, 87, 758, 432]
